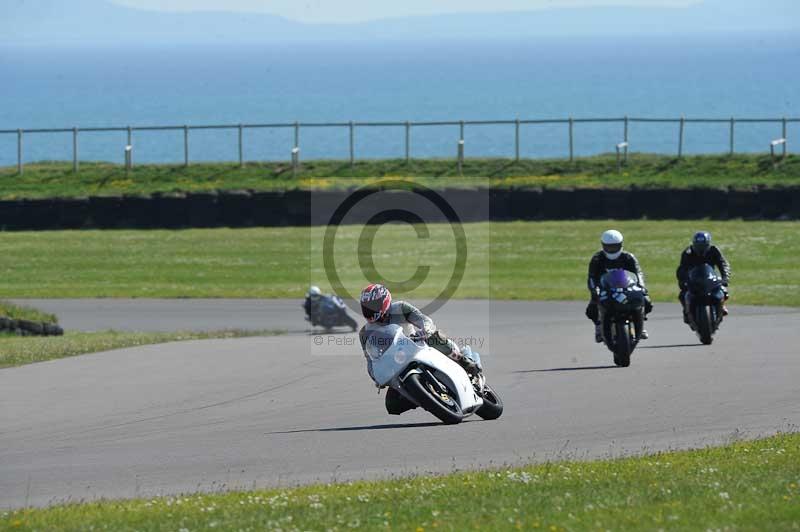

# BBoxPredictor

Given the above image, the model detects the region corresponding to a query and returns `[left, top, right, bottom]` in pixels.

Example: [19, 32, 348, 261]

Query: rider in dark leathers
[676, 231, 731, 322]
[303, 286, 323, 325]
[586, 230, 652, 342]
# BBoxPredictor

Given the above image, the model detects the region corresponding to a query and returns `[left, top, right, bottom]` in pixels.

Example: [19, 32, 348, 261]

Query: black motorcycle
[685, 264, 726, 345]
[313, 295, 358, 332]
[598, 269, 646, 367]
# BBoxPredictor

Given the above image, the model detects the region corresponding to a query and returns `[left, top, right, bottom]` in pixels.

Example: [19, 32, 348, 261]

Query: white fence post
[623, 116, 629, 162]
[515, 118, 520, 162]
[349, 121, 355, 167]
[238, 124, 244, 168]
[678, 117, 685, 159]
[183, 125, 189, 167]
[292, 147, 300, 177]
[73, 127, 79, 173]
[616, 142, 629, 173]
[17, 129, 23, 175]
[568, 117, 574, 162]
[782, 117, 788, 157]
[125, 145, 133, 176]
[770, 138, 786, 168]
[405, 121, 410, 164]
[457, 140, 464, 175]
[458, 121, 465, 174]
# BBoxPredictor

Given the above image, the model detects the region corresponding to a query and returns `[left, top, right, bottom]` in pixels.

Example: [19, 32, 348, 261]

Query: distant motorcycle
[598, 269, 646, 367]
[685, 264, 726, 345]
[309, 295, 358, 332]
[364, 324, 503, 425]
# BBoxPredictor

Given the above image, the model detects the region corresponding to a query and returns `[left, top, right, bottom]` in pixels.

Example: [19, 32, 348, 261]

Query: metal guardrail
[1, 116, 797, 174]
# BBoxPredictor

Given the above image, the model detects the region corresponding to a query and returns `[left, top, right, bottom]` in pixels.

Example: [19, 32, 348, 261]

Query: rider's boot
[594, 322, 603, 343]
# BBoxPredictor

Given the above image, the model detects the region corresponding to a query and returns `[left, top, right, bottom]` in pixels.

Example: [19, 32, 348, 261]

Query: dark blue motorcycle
[598, 269, 646, 367]
[312, 295, 358, 332]
[686, 264, 726, 345]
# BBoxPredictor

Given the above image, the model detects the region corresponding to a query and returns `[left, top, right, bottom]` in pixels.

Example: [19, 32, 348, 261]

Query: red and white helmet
[360, 283, 392, 322]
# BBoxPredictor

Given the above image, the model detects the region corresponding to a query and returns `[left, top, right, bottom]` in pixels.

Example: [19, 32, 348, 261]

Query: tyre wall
[0, 187, 797, 230]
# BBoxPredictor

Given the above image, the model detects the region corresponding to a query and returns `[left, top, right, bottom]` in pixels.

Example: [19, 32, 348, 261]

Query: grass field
[0, 154, 797, 198]
[2, 432, 797, 531]
[0, 329, 283, 369]
[0, 221, 797, 306]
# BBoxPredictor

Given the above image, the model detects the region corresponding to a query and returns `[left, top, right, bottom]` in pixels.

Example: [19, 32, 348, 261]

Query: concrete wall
[0, 187, 797, 230]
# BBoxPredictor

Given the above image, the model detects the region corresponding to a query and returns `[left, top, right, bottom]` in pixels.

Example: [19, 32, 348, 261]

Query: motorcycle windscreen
[365, 324, 423, 387]
[688, 264, 721, 292]
[602, 268, 636, 290]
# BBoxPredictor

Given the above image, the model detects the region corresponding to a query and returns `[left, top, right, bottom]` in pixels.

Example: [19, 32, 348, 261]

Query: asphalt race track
[1, 300, 798, 508]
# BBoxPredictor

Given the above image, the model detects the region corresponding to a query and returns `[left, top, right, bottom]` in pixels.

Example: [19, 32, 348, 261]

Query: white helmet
[601, 230, 624, 260]
[308, 285, 322, 297]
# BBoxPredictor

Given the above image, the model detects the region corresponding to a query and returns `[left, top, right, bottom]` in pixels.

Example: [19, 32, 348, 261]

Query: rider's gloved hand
[409, 330, 428, 342]
[460, 354, 481, 375]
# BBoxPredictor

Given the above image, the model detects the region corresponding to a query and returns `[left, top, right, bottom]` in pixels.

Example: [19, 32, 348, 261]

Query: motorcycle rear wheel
[404, 372, 464, 425]
[344, 314, 358, 331]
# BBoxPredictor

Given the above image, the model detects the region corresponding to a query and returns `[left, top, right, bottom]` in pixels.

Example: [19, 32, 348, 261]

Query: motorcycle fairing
[366, 324, 483, 413]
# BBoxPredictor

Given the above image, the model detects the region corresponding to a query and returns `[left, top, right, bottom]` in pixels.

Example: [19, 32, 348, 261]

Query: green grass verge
[3, 432, 798, 531]
[0, 300, 57, 324]
[0, 154, 797, 198]
[0, 329, 284, 369]
[0, 221, 797, 306]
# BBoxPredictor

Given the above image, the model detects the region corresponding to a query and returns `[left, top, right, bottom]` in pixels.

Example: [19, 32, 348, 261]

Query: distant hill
[0, 0, 301, 44]
[1, 0, 797, 44]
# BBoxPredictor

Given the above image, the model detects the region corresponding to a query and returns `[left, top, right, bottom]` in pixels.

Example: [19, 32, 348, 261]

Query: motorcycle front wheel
[476, 385, 503, 420]
[613, 320, 632, 367]
[696, 305, 714, 345]
[404, 372, 464, 425]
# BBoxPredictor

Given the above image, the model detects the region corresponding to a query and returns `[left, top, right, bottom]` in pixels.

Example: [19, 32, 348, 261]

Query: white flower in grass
[505, 471, 532, 484]
[719, 492, 730, 500]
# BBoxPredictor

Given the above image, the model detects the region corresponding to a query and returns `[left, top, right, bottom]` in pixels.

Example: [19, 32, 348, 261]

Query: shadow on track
[268, 421, 472, 434]
[638, 344, 703, 349]
[513, 365, 618, 373]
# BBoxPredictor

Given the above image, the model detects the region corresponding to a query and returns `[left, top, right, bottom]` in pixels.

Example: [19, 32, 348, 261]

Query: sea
[1, 32, 798, 166]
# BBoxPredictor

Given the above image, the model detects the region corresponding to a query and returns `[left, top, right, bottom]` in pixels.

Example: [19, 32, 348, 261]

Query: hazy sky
[110, 0, 698, 23]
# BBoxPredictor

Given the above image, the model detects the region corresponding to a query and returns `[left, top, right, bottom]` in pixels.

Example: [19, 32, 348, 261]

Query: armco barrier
[0, 187, 797, 230]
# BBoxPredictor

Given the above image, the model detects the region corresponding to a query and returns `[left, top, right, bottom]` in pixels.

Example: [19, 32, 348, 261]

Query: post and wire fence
[0, 116, 796, 175]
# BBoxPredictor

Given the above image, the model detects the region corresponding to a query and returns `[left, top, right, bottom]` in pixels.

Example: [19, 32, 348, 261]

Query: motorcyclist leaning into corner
[302, 285, 323, 325]
[358, 283, 482, 415]
[676, 231, 731, 322]
[586, 230, 653, 342]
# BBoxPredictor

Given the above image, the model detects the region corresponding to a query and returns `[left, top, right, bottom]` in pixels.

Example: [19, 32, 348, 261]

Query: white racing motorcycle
[365, 324, 503, 425]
